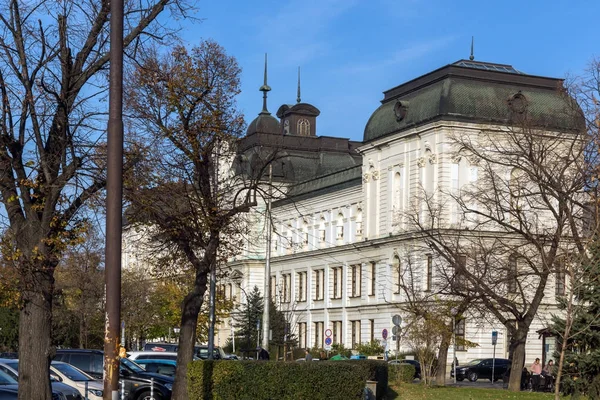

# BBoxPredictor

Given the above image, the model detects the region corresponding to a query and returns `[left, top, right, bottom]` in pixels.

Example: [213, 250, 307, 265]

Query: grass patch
[388, 383, 580, 400]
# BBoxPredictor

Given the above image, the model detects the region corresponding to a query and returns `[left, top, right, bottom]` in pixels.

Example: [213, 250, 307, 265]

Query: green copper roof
[364, 61, 583, 142]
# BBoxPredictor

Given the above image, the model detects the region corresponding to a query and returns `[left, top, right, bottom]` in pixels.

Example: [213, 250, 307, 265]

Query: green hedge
[389, 364, 416, 384]
[188, 360, 385, 400]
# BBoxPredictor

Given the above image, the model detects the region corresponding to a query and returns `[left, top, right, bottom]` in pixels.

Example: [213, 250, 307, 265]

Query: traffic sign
[325, 337, 333, 346]
[392, 315, 402, 326]
[325, 329, 332, 337]
[324, 344, 332, 351]
[382, 328, 388, 340]
[492, 331, 498, 346]
[392, 326, 400, 335]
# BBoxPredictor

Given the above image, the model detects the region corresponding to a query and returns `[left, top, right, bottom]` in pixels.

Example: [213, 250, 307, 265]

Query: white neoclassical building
[221, 58, 584, 367]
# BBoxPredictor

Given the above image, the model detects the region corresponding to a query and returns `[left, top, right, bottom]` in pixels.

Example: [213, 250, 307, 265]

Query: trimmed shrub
[188, 360, 369, 400]
[333, 360, 388, 400]
[389, 364, 416, 384]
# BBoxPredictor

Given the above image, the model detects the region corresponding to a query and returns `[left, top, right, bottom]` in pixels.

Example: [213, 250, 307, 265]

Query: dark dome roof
[364, 60, 583, 143]
[247, 112, 280, 135]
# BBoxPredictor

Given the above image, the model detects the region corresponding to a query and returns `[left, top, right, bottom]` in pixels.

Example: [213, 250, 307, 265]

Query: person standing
[305, 349, 313, 362]
[542, 360, 555, 390]
[531, 358, 542, 391]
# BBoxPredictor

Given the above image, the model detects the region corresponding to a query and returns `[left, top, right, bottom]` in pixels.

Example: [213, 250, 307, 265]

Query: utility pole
[262, 163, 273, 350]
[104, 0, 124, 395]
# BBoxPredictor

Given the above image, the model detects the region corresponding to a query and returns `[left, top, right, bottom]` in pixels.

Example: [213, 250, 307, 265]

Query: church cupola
[276, 67, 320, 136]
[246, 54, 280, 136]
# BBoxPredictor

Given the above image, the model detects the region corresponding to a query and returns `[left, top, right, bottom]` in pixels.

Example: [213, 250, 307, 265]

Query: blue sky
[178, 0, 599, 142]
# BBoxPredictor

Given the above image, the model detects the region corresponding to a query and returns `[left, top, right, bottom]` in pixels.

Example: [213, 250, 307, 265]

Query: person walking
[531, 358, 542, 391]
[542, 360, 555, 390]
[305, 349, 313, 362]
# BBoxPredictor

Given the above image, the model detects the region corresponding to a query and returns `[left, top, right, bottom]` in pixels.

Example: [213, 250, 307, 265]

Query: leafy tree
[355, 340, 385, 356]
[552, 238, 600, 398]
[0, 0, 191, 397]
[124, 42, 275, 399]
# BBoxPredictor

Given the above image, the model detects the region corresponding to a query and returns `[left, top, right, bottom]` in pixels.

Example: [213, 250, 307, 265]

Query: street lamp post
[451, 307, 458, 384]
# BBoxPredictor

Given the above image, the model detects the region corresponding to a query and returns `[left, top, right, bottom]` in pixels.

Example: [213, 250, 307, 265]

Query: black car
[451, 358, 511, 382]
[54, 349, 172, 400]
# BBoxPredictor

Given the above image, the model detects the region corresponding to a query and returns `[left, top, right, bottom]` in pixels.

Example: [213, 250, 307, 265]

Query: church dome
[247, 112, 280, 135]
[363, 60, 583, 143]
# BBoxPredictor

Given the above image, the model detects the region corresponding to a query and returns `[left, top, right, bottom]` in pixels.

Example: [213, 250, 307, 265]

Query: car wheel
[137, 391, 163, 400]
[468, 372, 478, 382]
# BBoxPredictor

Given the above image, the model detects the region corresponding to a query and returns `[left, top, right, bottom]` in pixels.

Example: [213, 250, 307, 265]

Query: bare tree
[406, 97, 592, 391]
[0, 0, 191, 397]
[124, 42, 277, 400]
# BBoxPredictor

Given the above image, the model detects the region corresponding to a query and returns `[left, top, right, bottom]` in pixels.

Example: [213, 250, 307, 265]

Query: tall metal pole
[104, 0, 124, 394]
[261, 164, 273, 350]
[207, 261, 217, 359]
[453, 317, 457, 384]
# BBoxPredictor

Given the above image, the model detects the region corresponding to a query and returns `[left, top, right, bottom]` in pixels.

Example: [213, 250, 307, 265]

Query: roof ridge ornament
[470, 36, 474, 61]
[297, 67, 301, 103]
[259, 53, 272, 115]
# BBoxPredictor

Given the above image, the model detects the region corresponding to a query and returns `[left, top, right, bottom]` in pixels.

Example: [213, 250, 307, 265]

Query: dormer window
[298, 118, 310, 136]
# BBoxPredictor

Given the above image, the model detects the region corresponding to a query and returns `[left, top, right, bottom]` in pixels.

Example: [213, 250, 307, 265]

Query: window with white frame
[298, 322, 307, 349]
[332, 266, 343, 299]
[351, 264, 362, 297]
[369, 262, 376, 296]
[356, 208, 363, 237]
[319, 217, 326, 244]
[313, 321, 323, 348]
[270, 275, 277, 301]
[314, 269, 324, 300]
[508, 254, 518, 293]
[351, 320, 361, 348]
[298, 118, 310, 136]
[555, 258, 566, 296]
[336, 213, 344, 241]
[393, 255, 401, 293]
[425, 255, 433, 291]
[281, 273, 291, 303]
[332, 320, 342, 344]
[455, 318, 466, 351]
[296, 271, 307, 302]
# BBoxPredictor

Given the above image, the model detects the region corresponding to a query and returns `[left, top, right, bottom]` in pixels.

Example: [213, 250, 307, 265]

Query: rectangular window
[314, 269, 324, 300]
[313, 322, 323, 348]
[455, 319, 466, 351]
[332, 320, 342, 345]
[370, 319, 375, 342]
[508, 255, 518, 293]
[297, 271, 307, 302]
[298, 322, 307, 349]
[369, 262, 376, 296]
[270, 276, 277, 301]
[282, 274, 291, 303]
[556, 259, 566, 296]
[332, 267, 343, 299]
[393, 257, 401, 294]
[426, 255, 433, 291]
[452, 254, 467, 291]
[351, 265, 362, 297]
[351, 320, 361, 348]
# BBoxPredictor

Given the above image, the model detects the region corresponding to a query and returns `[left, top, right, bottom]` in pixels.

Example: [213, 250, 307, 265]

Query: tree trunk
[507, 329, 527, 392]
[18, 267, 54, 400]
[436, 335, 450, 386]
[172, 255, 212, 400]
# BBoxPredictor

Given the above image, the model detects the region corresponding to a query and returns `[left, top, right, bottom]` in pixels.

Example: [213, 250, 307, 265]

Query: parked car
[0, 387, 17, 400]
[388, 359, 421, 379]
[0, 359, 80, 399]
[451, 358, 511, 382]
[134, 360, 177, 377]
[142, 343, 226, 360]
[54, 349, 173, 400]
[128, 351, 179, 362]
[50, 361, 103, 400]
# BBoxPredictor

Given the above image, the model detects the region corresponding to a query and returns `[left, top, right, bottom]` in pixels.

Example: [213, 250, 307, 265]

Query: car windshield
[120, 358, 145, 373]
[52, 363, 93, 382]
[0, 370, 17, 385]
[465, 359, 483, 366]
[4, 362, 17, 373]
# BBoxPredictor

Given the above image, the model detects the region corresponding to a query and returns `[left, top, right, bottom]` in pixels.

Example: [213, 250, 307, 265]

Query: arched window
[298, 118, 310, 136]
[336, 213, 344, 241]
